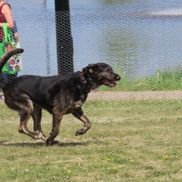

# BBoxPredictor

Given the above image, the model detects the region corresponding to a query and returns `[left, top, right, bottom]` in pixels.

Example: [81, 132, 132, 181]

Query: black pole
[55, 0, 74, 75]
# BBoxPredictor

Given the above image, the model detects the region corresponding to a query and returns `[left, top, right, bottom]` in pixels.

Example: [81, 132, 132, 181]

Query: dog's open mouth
[102, 79, 117, 87]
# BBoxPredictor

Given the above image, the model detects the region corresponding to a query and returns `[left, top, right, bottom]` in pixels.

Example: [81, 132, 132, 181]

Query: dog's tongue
[103, 79, 116, 87]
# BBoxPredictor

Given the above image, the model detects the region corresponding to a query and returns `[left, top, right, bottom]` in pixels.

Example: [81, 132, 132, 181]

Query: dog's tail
[0, 48, 24, 88]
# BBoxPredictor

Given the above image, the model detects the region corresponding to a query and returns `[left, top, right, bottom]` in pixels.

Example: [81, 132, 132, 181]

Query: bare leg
[72, 108, 91, 136]
[46, 111, 63, 145]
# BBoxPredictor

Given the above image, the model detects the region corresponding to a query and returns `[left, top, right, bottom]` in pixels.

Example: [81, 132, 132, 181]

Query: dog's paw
[33, 131, 46, 141]
[46, 139, 59, 146]
[75, 128, 86, 136]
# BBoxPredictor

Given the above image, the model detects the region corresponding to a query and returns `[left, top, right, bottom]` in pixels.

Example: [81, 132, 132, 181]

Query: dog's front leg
[46, 111, 63, 145]
[72, 108, 91, 136]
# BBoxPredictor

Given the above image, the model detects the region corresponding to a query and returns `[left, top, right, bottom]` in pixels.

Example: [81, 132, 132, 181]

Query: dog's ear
[87, 64, 99, 73]
[82, 64, 99, 74]
[88, 67, 94, 74]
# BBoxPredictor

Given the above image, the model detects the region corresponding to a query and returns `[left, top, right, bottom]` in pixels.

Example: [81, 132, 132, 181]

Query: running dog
[0, 48, 121, 145]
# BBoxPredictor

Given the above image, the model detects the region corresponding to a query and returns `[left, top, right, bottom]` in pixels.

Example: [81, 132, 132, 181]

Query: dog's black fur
[0, 48, 121, 145]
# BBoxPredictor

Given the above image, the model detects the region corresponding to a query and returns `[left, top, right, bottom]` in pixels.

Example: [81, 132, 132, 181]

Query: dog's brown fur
[0, 48, 121, 145]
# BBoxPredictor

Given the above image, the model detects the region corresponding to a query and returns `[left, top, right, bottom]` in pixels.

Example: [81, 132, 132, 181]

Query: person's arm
[13, 32, 19, 42]
[13, 21, 19, 42]
[13, 21, 18, 33]
[0, 4, 14, 28]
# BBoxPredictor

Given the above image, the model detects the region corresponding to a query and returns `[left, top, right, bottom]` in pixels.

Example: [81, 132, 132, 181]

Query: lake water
[8, 0, 182, 79]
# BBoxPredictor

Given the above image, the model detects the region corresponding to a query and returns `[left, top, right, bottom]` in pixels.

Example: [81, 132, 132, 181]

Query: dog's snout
[115, 74, 121, 81]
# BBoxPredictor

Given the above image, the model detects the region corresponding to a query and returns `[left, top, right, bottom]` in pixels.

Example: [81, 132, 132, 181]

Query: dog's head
[82, 63, 121, 89]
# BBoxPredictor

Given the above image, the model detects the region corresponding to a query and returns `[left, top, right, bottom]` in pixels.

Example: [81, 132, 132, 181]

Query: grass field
[0, 100, 182, 181]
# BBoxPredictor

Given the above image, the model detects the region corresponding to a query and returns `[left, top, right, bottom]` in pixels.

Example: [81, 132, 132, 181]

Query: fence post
[55, 0, 74, 75]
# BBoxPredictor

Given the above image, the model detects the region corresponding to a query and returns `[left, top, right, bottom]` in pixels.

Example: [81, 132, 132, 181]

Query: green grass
[101, 69, 182, 91]
[0, 100, 182, 181]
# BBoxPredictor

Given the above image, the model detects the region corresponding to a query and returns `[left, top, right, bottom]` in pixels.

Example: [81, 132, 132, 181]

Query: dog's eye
[106, 68, 111, 72]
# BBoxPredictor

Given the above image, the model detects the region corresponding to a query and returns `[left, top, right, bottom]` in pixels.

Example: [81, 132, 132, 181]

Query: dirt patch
[88, 90, 182, 101]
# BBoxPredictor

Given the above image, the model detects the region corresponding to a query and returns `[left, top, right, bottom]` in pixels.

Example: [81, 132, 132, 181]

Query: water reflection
[101, 27, 138, 78]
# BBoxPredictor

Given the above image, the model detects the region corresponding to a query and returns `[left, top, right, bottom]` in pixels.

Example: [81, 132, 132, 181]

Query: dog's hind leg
[31, 104, 46, 141]
[5, 93, 37, 139]
[19, 110, 44, 140]
[7, 94, 42, 140]
[72, 108, 92, 136]
[46, 111, 63, 145]
[18, 110, 34, 138]
[18, 101, 40, 140]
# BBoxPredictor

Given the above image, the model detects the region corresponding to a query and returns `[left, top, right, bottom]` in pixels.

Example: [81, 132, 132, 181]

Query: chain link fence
[8, 0, 182, 80]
